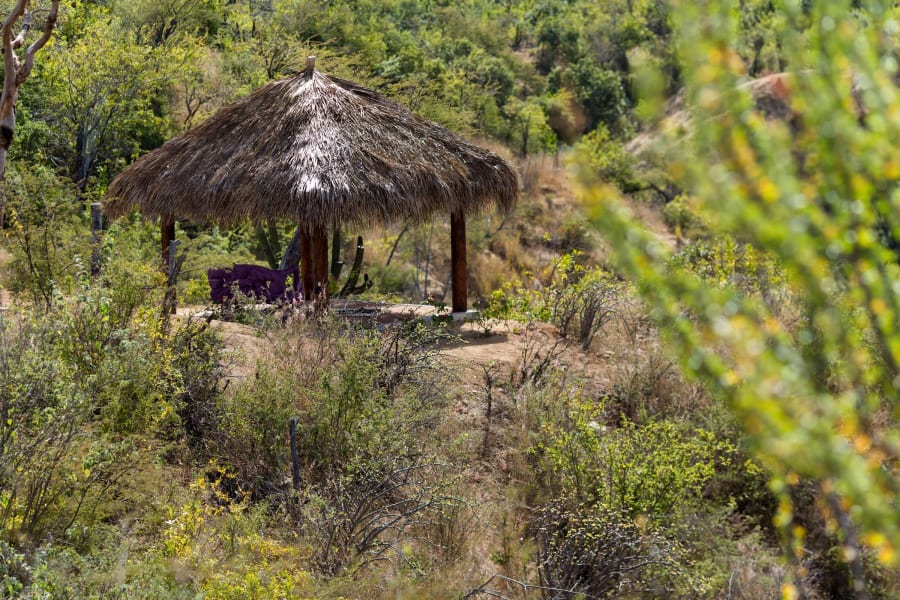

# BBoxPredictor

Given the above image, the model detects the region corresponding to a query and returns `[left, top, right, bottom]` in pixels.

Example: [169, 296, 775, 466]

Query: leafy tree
[28, 16, 178, 192]
[736, 0, 786, 76]
[574, 124, 638, 191]
[503, 95, 555, 157]
[568, 57, 628, 130]
[587, 0, 900, 587]
[111, 0, 223, 46]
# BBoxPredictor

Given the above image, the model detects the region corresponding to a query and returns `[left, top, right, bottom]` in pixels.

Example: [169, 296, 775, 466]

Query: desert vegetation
[0, 0, 898, 598]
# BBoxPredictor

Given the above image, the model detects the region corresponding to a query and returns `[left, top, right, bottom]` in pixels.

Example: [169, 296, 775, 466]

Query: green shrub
[573, 124, 639, 190]
[480, 251, 624, 349]
[661, 194, 709, 236]
[1, 164, 86, 308]
[668, 236, 787, 301]
[536, 409, 733, 524]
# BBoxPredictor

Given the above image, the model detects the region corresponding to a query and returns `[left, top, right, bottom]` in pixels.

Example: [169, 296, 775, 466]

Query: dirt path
[175, 304, 610, 407]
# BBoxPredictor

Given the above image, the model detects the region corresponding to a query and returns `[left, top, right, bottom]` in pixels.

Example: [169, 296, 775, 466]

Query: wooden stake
[289, 417, 301, 491]
[450, 210, 467, 313]
[90, 202, 102, 275]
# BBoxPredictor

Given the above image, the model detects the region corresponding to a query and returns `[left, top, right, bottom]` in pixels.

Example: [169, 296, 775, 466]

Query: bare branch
[2, 1, 29, 94]
[9, 10, 31, 50]
[20, 0, 60, 83]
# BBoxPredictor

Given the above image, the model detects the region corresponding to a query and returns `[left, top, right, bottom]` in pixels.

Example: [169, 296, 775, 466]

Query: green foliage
[1, 164, 85, 307]
[547, 261, 623, 350]
[568, 58, 629, 130]
[661, 194, 709, 236]
[207, 319, 456, 489]
[587, 0, 900, 575]
[157, 472, 313, 598]
[534, 397, 731, 524]
[480, 250, 622, 349]
[668, 237, 787, 305]
[0, 302, 164, 545]
[573, 124, 638, 191]
[514, 372, 742, 598]
[502, 96, 557, 157]
[32, 15, 175, 189]
[112, 0, 224, 45]
[0, 0, 849, 596]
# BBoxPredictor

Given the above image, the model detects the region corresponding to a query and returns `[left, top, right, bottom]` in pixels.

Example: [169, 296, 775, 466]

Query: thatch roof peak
[104, 64, 518, 230]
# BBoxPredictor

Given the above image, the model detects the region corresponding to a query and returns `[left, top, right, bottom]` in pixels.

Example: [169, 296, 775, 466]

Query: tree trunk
[300, 228, 313, 299]
[0, 2, 60, 180]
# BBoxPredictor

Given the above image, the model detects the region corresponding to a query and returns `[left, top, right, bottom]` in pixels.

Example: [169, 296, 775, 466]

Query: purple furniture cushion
[208, 264, 301, 304]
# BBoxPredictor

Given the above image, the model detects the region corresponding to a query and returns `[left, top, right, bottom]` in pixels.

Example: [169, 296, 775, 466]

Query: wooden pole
[450, 210, 467, 313]
[168, 240, 181, 283]
[311, 224, 329, 298]
[161, 214, 175, 270]
[289, 417, 301, 491]
[90, 202, 102, 275]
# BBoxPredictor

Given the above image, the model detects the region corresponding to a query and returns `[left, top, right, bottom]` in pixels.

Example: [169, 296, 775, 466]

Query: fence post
[90, 202, 102, 275]
[160, 240, 185, 333]
[289, 417, 301, 491]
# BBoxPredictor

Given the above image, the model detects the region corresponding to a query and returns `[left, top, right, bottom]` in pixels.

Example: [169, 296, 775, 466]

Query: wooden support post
[90, 202, 102, 275]
[161, 214, 175, 270]
[161, 239, 184, 325]
[450, 210, 467, 313]
[311, 224, 329, 298]
[299, 223, 330, 302]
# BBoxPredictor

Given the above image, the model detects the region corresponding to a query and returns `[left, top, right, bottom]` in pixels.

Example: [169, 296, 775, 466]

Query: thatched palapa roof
[104, 61, 518, 228]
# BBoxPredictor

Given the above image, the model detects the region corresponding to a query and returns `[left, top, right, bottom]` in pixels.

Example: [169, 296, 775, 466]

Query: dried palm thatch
[104, 62, 518, 229]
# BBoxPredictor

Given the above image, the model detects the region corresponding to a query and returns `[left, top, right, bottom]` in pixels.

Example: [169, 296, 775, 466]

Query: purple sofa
[207, 264, 301, 304]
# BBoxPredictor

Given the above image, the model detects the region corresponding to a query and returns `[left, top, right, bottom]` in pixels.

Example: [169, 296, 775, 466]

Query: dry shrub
[489, 230, 538, 274]
[516, 154, 564, 200]
[600, 299, 710, 423]
[469, 252, 516, 300]
[531, 501, 682, 599]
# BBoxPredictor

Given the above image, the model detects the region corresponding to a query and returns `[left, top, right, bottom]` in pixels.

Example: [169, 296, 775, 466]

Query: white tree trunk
[0, 0, 60, 180]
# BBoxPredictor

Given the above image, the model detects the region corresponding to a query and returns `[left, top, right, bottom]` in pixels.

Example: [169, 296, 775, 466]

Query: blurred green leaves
[584, 0, 900, 567]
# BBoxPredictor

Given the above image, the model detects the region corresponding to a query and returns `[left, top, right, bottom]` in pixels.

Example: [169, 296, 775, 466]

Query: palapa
[104, 61, 517, 227]
[104, 58, 518, 311]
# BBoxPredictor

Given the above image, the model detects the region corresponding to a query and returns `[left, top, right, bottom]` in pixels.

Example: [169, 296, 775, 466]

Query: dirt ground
[170, 301, 617, 435]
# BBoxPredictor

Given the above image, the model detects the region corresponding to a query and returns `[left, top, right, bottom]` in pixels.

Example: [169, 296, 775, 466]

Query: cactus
[338, 235, 374, 297]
